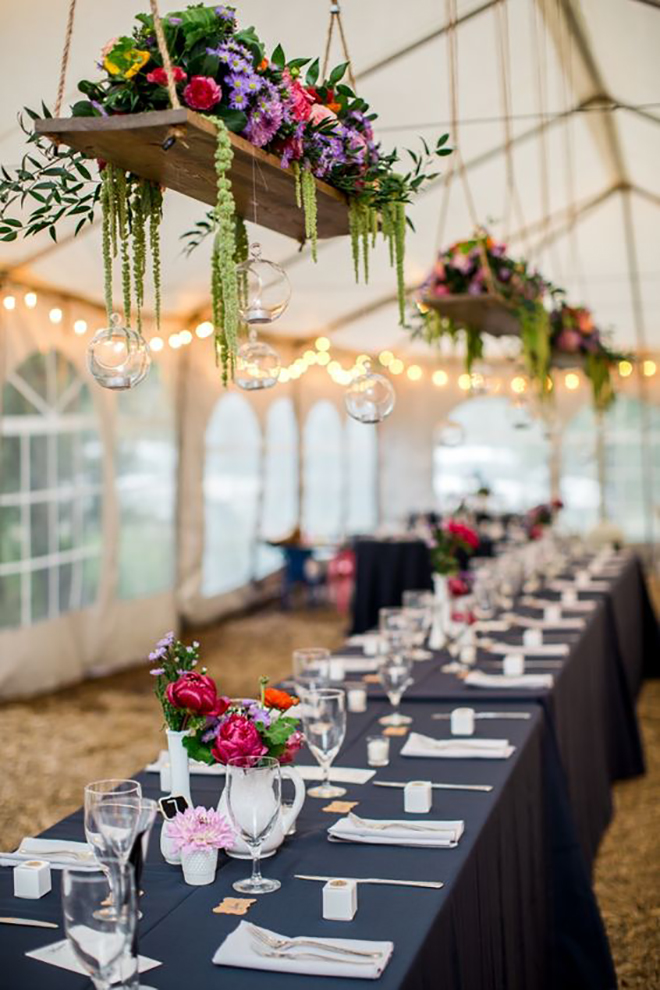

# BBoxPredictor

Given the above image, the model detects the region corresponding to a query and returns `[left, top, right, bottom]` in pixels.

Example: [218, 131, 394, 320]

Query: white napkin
[146, 750, 224, 775]
[26, 939, 161, 978]
[465, 671, 554, 690]
[328, 815, 464, 848]
[297, 766, 375, 785]
[330, 656, 379, 674]
[213, 921, 393, 980]
[486, 641, 569, 657]
[473, 620, 511, 633]
[520, 596, 596, 612]
[0, 838, 97, 870]
[401, 732, 514, 760]
[507, 614, 585, 631]
[548, 578, 610, 593]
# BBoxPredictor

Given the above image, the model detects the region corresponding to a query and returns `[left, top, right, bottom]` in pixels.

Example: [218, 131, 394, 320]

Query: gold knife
[0, 917, 59, 928]
[295, 874, 444, 889]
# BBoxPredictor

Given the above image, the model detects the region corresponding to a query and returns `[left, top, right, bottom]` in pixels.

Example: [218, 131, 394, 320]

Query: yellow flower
[103, 48, 150, 79]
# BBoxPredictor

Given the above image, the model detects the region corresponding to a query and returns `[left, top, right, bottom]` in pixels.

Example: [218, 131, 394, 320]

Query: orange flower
[326, 101, 341, 114]
[257, 57, 269, 72]
[264, 687, 299, 711]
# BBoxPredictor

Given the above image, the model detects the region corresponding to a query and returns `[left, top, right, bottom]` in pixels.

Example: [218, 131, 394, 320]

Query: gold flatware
[0, 917, 59, 929]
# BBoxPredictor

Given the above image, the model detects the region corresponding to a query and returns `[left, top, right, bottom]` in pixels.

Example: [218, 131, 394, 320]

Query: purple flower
[148, 647, 166, 661]
[167, 16, 182, 25]
[215, 5, 236, 21]
[91, 101, 108, 117]
[149, 668, 165, 676]
[244, 94, 283, 147]
[229, 89, 250, 110]
[165, 805, 235, 855]
[156, 631, 175, 649]
[498, 267, 511, 282]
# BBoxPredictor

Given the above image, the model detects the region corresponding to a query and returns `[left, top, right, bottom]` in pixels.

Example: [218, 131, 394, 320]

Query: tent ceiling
[1, 0, 660, 353]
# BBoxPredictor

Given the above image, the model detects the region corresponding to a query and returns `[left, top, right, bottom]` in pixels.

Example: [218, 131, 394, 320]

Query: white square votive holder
[503, 653, 525, 677]
[14, 860, 51, 899]
[451, 707, 475, 736]
[404, 780, 433, 813]
[323, 878, 358, 921]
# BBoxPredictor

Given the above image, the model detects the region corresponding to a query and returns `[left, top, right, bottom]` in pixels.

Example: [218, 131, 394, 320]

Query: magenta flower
[165, 805, 235, 855]
[183, 76, 222, 111]
[211, 714, 268, 764]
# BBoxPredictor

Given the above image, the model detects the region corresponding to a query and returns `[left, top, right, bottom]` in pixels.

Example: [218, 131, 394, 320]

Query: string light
[3, 295, 16, 311]
[458, 373, 472, 391]
[149, 336, 164, 353]
[389, 358, 404, 375]
[196, 321, 213, 338]
[642, 359, 656, 377]
[316, 351, 330, 366]
[432, 369, 448, 387]
[303, 349, 317, 365]
[407, 364, 423, 381]
[73, 319, 88, 335]
[511, 375, 527, 394]
[315, 336, 330, 351]
[49, 307, 63, 324]
[24, 292, 37, 309]
[278, 368, 290, 383]
[618, 360, 633, 378]
[564, 372, 580, 390]
[168, 333, 182, 349]
[179, 329, 193, 345]
[379, 350, 394, 367]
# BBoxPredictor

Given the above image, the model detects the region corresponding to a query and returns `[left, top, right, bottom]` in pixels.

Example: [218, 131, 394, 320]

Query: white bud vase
[429, 573, 451, 650]
[159, 729, 192, 865]
[181, 846, 218, 886]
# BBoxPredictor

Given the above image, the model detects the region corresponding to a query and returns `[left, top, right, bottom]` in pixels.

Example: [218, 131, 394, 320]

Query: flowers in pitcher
[429, 519, 480, 575]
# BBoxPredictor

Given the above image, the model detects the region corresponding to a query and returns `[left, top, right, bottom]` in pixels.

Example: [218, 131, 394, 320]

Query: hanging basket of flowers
[549, 303, 627, 409]
[2, 3, 450, 386]
[412, 230, 553, 388]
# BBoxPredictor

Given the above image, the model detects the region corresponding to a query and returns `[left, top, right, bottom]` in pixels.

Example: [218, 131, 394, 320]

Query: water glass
[292, 647, 331, 696]
[225, 756, 282, 895]
[402, 604, 433, 660]
[379, 607, 412, 656]
[301, 688, 347, 798]
[62, 864, 136, 990]
[378, 654, 413, 726]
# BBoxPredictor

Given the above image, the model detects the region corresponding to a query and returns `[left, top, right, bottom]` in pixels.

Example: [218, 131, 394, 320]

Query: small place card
[383, 726, 409, 737]
[322, 800, 359, 814]
[362, 674, 380, 684]
[213, 898, 256, 916]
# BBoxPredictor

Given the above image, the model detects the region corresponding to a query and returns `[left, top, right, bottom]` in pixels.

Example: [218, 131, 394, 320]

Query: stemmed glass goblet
[84, 779, 141, 919]
[301, 688, 347, 798]
[225, 756, 282, 895]
[378, 654, 414, 726]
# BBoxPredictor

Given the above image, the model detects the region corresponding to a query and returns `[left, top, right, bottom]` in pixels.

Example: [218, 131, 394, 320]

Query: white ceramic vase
[181, 846, 218, 886]
[429, 573, 451, 650]
[217, 764, 306, 859]
[159, 729, 193, 865]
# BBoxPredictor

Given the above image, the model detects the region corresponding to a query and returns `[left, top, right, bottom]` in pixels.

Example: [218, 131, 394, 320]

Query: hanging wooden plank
[419, 293, 520, 338]
[35, 108, 349, 241]
[551, 351, 585, 369]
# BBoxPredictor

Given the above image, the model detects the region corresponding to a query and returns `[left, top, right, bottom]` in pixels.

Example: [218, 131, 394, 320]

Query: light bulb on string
[86, 313, 150, 390]
[236, 242, 291, 325]
[344, 359, 396, 424]
[234, 327, 281, 391]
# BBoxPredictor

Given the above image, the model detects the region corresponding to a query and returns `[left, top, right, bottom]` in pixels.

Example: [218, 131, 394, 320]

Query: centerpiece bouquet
[550, 303, 626, 409]
[526, 498, 563, 540]
[149, 632, 302, 767]
[429, 520, 480, 575]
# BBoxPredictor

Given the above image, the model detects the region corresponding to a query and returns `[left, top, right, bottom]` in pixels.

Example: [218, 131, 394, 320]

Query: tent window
[257, 397, 299, 579]
[302, 400, 343, 539]
[434, 396, 551, 511]
[115, 365, 177, 600]
[345, 416, 378, 534]
[0, 350, 102, 628]
[203, 393, 262, 596]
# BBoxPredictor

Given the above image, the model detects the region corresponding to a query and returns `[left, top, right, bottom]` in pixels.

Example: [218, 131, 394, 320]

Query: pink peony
[556, 328, 582, 353]
[147, 66, 187, 86]
[279, 730, 304, 765]
[166, 672, 229, 717]
[283, 69, 314, 122]
[211, 714, 268, 765]
[309, 103, 338, 129]
[183, 76, 222, 111]
[444, 520, 480, 550]
[432, 284, 450, 297]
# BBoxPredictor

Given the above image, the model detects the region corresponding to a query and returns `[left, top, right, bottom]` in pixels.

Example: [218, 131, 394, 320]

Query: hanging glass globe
[234, 329, 281, 390]
[236, 242, 291, 324]
[86, 314, 151, 390]
[509, 395, 533, 430]
[344, 360, 396, 424]
[436, 419, 465, 447]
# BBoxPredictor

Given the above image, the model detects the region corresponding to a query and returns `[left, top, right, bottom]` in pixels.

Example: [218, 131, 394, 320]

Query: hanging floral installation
[549, 303, 627, 410]
[0, 4, 450, 384]
[411, 230, 553, 390]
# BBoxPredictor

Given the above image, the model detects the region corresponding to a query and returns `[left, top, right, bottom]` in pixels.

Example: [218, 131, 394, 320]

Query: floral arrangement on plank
[149, 631, 302, 766]
[526, 498, 563, 540]
[411, 231, 554, 388]
[0, 4, 451, 382]
[429, 520, 480, 575]
[550, 303, 626, 410]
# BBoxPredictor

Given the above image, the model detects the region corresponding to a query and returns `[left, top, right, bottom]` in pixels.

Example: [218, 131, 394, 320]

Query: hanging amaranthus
[131, 184, 147, 334]
[301, 168, 318, 263]
[208, 118, 239, 384]
[148, 182, 163, 333]
[100, 169, 113, 323]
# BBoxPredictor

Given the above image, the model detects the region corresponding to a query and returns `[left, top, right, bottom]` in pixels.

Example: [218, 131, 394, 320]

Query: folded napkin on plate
[465, 671, 553, 690]
[0, 838, 97, 870]
[328, 814, 464, 848]
[27, 940, 161, 977]
[146, 750, 224, 775]
[401, 731, 514, 760]
[520, 596, 596, 612]
[330, 656, 379, 673]
[213, 921, 393, 980]
[486, 641, 569, 657]
[297, 766, 375, 785]
[548, 579, 610, 593]
[508, 614, 585, 631]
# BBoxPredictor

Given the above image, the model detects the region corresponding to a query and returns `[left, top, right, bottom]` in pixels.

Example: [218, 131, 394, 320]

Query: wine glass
[118, 798, 160, 990]
[378, 654, 413, 726]
[84, 780, 141, 918]
[225, 756, 282, 895]
[401, 599, 433, 661]
[62, 864, 136, 990]
[301, 688, 347, 798]
[292, 647, 331, 696]
[379, 607, 413, 657]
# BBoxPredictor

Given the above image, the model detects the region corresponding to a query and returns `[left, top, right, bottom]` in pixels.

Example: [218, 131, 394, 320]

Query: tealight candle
[323, 878, 357, 921]
[329, 659, 345, 682]
[503, 653, 525, 677]
[451, 707, 475, 736]
[404, 780, 433, 813]
[523, 627, 543, 648]
[366, 735, 390, 767]
[14, 860, 51, 899]
[346, 683, 367, 713]
[562, 588, 578, 607]
[459, 645, 477, 666]
[576, 570, 590, 587]
[544, 604, 562, 624]
[362, 635, 380, 657]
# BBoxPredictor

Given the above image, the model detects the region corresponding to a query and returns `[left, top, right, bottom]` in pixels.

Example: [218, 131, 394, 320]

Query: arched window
[203, 393, 262, 596]
[302, 400, 343, 539]
[115, 364, 177, 599]
[345, 416, 378, 534]
[0, 350, 102, 627]
[434, 396, 550, 511]
[257, 397, 299, 578]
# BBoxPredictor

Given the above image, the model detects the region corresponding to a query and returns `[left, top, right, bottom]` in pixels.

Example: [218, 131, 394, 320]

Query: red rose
[183, 76, 222, 111]
[165, 672, 229, 717]
[211, 715, 268, 765]
[147, 66, 187, 86]
[448, 576, 470, 597]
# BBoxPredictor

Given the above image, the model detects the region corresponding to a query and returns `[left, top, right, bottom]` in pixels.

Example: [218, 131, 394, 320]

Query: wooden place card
[322, 800, 359, 814]
[383, 726, 409, 737]
[363, 674, 380, 684]
[213, 897, 256, 916]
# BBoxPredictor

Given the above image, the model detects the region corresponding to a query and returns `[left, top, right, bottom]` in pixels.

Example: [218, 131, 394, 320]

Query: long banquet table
[1, 552, 656, 990]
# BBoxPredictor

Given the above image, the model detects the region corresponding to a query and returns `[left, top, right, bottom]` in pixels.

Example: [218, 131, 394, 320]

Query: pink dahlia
[183, 76, 222, 111]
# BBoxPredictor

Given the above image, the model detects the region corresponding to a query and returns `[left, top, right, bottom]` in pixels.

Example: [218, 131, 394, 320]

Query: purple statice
[157, 631, 175, 649]
[243, 701, 272, 728]
[215, 5, 236, 22]
[148, 648, 165, 662]
[149, 667, 165, 676]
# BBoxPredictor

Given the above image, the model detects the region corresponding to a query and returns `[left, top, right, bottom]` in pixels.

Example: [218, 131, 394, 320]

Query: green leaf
[182, 735, 215, 765]
[1, 217, 21, 227]
[271, 43, 286, 68]
[306, 57, 320, 87]
[0, 231, 18, 241]
[437, 133, 450, 147]
[287, 57, 311, 71]
[328, 61, 349, 86]
[214, 106, 248, 133]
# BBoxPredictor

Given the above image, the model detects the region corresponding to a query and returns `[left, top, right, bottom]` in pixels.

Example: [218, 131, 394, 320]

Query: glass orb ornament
[344, 360, 396, 424]
[509, 396, 533, 430]
[86, 314, 151, 390]
[236, 242, 291, 324]
[468, 362, 495, 396]
[234, 329, 281, 390]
